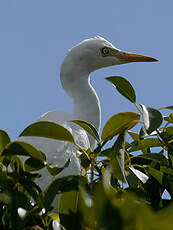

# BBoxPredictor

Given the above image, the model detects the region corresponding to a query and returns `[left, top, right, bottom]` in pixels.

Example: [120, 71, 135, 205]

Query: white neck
[60, 62, 101, 149]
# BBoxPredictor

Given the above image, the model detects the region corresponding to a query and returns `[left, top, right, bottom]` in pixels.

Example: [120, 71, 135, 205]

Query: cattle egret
[20, 36, 157, 199]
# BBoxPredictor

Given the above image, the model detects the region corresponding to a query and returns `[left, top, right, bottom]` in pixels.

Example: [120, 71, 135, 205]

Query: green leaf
[164, 114, 173, 123]
[101, 112, 140, 141]
[46, 159, 70, 176]
[2, 141, 45, 162]
[79, 149, 91, 170]
[125, 167, 148, 188]
[24, 158, 45, 172]
[165, 126, 173, 135]
[148, 166, 163, 185]
[71, 120, 100, 143]
[111, 130, 127, 183]
[128, 131, 140, 141]
[128, 138, 162, 153]
[58, 190, 79, 214]
[19, 121, 76, 145]
[0, 130, 11, 154]
[140, 105, 163, 134]
[160, 166, 173, 176]
[10, 156, 24, 172]
[105, 76, 136, 103]
[131, 153, 168, 166]
[43, 175, 88, 209]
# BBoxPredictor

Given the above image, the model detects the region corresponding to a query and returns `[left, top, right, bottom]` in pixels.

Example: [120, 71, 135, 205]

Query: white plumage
[20, 36, 157, 192]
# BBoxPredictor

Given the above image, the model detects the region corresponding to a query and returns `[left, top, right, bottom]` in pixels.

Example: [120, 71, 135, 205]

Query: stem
[90, 157, 94, 192]
[134, 102, 142, 114]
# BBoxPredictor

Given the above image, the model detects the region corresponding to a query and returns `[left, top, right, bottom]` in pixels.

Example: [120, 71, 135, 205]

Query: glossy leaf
[111, 130, 127, 183]
[140, 104, 163, 134]
[46, 159, 70, 176]
[71, 120, 100, 143]
[101, 112, 140, 141]
[0, 130, 11, 154]
[106, 76, 136, 103]
[19, 121, 76, 145]
[2, 141, 45, 162]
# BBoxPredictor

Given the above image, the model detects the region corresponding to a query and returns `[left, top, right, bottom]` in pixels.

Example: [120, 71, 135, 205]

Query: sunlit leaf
[105, 76, 136, 103]
[101, 112, 140, 141]
[140, 104, 163, 134]
[46, 159, 70, 176]
[71, 120, 100, 143]
[111, 130, 127, 183]
[2, 141, 45, 162]
[128, 131, 140, 141]
[19, 121, 76, 145]
[0, 130, 11, 154]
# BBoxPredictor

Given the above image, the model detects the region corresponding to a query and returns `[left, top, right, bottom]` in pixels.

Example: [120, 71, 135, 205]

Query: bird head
[63, 36, 158, 73]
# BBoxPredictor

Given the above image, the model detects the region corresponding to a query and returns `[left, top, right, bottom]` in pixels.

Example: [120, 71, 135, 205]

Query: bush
[0, 76, 173, 229]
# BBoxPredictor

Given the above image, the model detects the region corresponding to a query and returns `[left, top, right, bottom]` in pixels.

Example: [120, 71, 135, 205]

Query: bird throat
[72, 77, 101, 148]
[60, 61, 101, 148]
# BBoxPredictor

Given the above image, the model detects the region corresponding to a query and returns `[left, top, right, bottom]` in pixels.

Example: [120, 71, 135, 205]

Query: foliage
[1, 76, 173, 229]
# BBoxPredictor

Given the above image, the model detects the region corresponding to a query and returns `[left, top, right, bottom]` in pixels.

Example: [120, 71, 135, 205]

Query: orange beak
[116, 50, 158, 63]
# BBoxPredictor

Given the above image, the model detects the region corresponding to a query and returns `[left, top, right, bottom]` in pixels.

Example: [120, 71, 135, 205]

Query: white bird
[20, 36, 157, 194]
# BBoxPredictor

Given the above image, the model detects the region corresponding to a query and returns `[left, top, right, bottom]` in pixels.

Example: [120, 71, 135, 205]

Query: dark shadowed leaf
[133, 153, 168, 166]
[24, 158, 45, 172]
[101, 112, 140, 141]
[19, 121, 75, 145]
[148, 166, 164, 185]
[43, 175, 88, 210]
[111, 130, 127, 183]
[125, 167, 148, 188]
[0, 130, 11, 154]
[140, 105, 163, 134]
[71, 120, 100, 143]
[105, 76, 136, 103]
[2, 141, 45, 162]
[46, 159, 70, 176]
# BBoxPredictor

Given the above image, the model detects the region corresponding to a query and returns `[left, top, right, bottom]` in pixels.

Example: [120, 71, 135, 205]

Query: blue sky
[0, 0, 172, 140]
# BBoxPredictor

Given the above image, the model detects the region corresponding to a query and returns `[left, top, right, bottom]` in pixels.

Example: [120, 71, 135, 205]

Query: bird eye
[101, 47, 110, 56]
